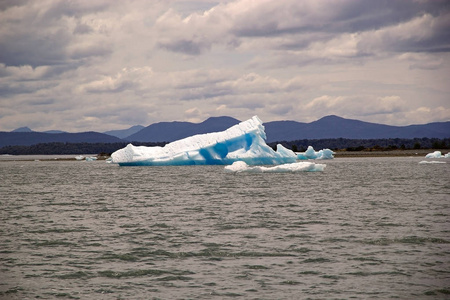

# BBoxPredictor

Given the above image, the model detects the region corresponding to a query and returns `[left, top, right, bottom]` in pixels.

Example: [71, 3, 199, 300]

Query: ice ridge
[111, 116, 298, 166]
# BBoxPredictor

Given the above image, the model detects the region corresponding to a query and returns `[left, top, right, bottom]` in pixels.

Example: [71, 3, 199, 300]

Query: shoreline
[1, 149, 448, 161]
[333, 149, 438, 157]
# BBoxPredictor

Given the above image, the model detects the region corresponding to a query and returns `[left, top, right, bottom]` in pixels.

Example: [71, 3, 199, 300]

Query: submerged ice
[111, 116, 298, 166]
[225, 161, 326, 173]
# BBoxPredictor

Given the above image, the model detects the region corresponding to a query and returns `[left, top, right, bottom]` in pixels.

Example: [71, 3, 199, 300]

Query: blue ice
[297, 146, 335, 160]
[111, 116, 298, 166]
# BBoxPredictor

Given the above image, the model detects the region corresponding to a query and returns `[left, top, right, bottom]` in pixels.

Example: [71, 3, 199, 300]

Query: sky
[1, 0, 449, 132]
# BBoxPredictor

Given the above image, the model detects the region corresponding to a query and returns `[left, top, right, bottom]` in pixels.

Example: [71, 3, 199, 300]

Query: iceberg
[111, 116, 298, 166]
[425, 151, 449, 158]
[297, 146, 335, 160]
[224, 161, 326, 173]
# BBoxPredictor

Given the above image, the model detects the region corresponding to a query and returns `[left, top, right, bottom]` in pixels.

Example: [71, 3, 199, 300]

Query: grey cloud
[358, 12, 450, 55]
[73, 23, 93, 35]
[0, 30, 70, 67]
[69, 43, 112, 60]
[158, 39, 206, 55]
[231, 0, 447, 37]
[0, 79, 57, 97]
[156, 0, 450, 56]
[0, 0, 28, 11]
[0, 1, 112, 68]
[269, 104, 293, 116]
[1, 0, 448, 132]
[41, 0, 110, 20]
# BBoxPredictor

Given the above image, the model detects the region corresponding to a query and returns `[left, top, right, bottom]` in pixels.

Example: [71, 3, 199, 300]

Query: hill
[2, 115, 449, 148]
[126, 115, 449, 143]
[11, 126, 33, 133]
[126, 116, 240, 142]
[0, 131, 124, 148]
[104, 125, 145, 139]
[264, 115, 450, 142]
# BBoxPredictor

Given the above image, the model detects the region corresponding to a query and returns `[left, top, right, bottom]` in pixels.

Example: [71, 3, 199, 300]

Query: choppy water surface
[1, 157, 449, 299]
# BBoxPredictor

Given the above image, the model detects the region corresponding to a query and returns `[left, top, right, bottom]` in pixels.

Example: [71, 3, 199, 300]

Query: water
[1, 157, 449, 299]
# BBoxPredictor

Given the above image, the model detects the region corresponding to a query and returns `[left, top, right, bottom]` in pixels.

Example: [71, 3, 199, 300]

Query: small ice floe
[75, 155, 84, 160]
[85, 156, 97, 161]
[297, 146, 335, 160]
[425, 151, 450, 159]
[419, 160, 446, 164]
[224, 161, 326, 173]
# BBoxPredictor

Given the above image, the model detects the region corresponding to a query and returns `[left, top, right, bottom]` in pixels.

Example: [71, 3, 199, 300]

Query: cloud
[0, 0, 448, 132]
[0, 0, 118, 68]
[154, 0, 450, 57]
[305, 95, 407, 118]
[398, 52, 444, 70]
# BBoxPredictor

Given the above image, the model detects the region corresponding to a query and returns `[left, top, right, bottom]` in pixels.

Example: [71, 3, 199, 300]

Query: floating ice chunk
[425, 151, 450, 158]
[111, 116, 298, 166]
[297, 146, 335, 160]
[85, 156, 97, 161]
[419, 160, 446, 164]
[224, 161, 326, 173]
[425, 151, 442, 158]
[75, 155, 84, 160]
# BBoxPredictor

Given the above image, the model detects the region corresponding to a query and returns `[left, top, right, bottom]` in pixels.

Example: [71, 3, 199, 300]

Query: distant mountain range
[264, 115, 450, 142]
[1, 115, 449, 148]
[0, 131, 123, 148]
[126, 116, 240, 142]
[103, 125, 145, 139]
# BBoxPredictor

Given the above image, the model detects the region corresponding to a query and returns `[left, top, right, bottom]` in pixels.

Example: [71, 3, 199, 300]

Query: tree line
[0, 138, 448, 155]
[268, 137, 450, 152]
[0, 142, 165, 155]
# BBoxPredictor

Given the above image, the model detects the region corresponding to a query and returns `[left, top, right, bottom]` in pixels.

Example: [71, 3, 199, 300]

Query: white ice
[224, 161, 326, 173]
[419, 160, 446, 164]
[111, 116, 298, 166]
[297, 146, 335, 160]
[425, 151, 450, 158]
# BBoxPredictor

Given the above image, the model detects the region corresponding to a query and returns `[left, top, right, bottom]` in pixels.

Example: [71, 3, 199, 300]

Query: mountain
[11, 126, 33, 132]
[126, 115, 450, 143]
[264, 115, 450, 142]
[44, 130, 66, 134]
[0, 131, 124, 148]
[11, 127, 65, 134]
[126, 116, 240, 142]
[2, 115, 448, 148]
[104, 125, 145, 139]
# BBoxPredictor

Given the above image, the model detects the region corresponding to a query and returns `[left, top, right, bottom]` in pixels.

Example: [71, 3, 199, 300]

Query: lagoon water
[0, 156, 449, 299]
